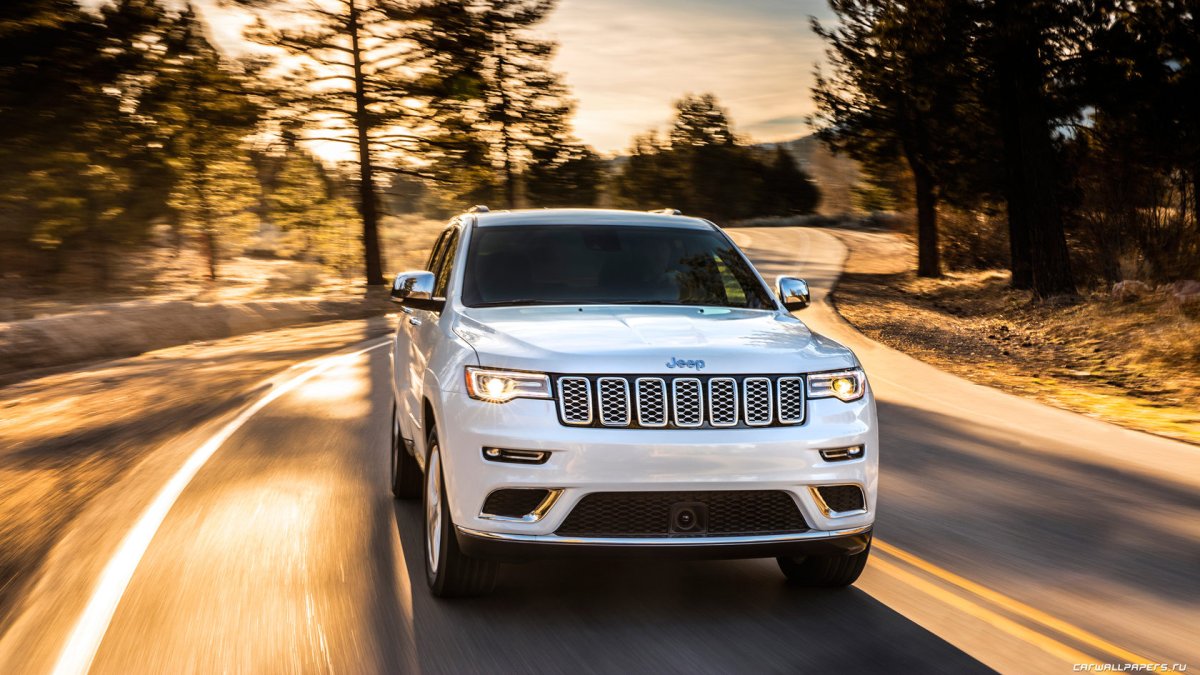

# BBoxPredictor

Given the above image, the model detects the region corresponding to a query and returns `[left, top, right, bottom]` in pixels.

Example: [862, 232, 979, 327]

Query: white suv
[389, 208, 877, 597]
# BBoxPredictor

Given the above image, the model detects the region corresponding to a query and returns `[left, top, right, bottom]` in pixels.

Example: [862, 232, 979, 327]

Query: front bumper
[434, 390, 878, 546]
[457, 525, 873, 561]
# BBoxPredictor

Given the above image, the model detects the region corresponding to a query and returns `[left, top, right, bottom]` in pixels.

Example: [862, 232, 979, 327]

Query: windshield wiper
[470, 299, 561, 308]
[470, 299, 611, 308]
[608, 300, 738, 308]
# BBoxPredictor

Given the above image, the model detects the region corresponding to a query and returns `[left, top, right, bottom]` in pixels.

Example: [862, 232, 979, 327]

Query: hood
[453, 305, 857, 375]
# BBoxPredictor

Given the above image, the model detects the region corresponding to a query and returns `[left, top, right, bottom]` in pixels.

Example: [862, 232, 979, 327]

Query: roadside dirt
[0, 317, 394, 629]
[827, 226, 1200, 445]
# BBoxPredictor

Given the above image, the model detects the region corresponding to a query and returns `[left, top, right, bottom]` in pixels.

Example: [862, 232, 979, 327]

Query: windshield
[461, 224, 775, 309]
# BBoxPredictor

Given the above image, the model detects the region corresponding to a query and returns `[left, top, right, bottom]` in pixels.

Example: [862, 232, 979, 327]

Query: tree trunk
[495, 41, 517, 209]
[911, 161, 941, 278]
[205, 228, 218, 281]
[1192, 166, 1199, 230]
[197, 182, 218, 281]
[994, 2, 1074, 297]
[349, 0, 386, 286]
[84, 193, 110, 289]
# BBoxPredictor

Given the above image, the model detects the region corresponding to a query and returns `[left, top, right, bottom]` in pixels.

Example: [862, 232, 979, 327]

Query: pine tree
[0, 0, 171, 286]
[146, 6, 261, 280]
[269, 141, 359, 266]
[976, 0, 1088, 296]
[760, 147, 821, 216]
[235, 0, 405, 285]
[812, 0, 980, 278]
[614, 95, 822, 222]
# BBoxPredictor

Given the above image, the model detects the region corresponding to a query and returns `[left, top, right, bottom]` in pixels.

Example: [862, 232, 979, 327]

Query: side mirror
[391, 271, 445, 311]
[777, 276, 810, 311]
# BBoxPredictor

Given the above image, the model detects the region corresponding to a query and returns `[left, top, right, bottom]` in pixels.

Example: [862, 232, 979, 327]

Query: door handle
[400, 306, 413, 315]
[408, 317, 422, 327]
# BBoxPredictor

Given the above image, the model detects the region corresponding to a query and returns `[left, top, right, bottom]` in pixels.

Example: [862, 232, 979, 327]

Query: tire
[390, 403, 422, 499]
[423, 429, 497, 598]
[777, 540, 871, 588]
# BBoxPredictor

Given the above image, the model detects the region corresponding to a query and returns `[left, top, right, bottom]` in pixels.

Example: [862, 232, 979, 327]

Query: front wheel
[390, 403, 421, 499]
[423, 431, 497, 597]
[777, 541, 871, 587]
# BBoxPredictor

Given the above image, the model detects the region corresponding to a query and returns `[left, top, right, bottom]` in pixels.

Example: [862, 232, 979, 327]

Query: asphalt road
[0, 226, 1195, 674]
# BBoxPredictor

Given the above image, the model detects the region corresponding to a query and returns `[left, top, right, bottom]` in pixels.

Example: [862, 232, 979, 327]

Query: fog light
[819, 444, 864, 461]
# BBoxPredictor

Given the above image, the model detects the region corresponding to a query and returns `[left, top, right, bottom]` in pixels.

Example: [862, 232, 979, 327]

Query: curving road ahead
[0, 226, 1195, 674]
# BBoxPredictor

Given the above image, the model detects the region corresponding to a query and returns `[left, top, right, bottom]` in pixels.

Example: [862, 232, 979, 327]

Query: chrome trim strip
[743, 377, 773, 426]
[808, 485, 868, 518]
[707, 377, 739, 427]
[456, 524, 873, 547]
[634, 377, 668, 427]
[479, 488, 565, 523]
[556, 376, 593, 425]
[596, 377, 632, 427]
[671, 377, 704, 428]
[776, 376, 806, 425]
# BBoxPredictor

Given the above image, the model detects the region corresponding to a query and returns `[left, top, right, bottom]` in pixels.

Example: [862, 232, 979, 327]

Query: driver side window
[434, 229, 461, 298]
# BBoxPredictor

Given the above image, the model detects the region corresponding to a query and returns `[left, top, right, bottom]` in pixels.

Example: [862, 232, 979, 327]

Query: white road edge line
[52, 338, 391, 675]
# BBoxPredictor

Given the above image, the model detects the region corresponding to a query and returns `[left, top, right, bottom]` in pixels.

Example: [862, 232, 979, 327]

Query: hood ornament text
[666, 357, 705, 371]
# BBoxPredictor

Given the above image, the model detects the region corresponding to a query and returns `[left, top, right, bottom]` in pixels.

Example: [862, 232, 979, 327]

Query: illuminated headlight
[465, 367, 552, 403]
[808, 368, 867, 402]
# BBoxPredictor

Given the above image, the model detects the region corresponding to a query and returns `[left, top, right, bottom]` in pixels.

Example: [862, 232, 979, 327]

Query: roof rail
[648, 208, 681, 215]
[466, 205, 490, 213]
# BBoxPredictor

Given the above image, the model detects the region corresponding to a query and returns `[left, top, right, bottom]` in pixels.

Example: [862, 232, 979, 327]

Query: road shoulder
[823, 224, 1199, 446]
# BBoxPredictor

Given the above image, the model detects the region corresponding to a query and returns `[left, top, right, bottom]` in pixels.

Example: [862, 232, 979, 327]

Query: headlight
[465, 367, 552, 404]
[808, 368, 867, 402]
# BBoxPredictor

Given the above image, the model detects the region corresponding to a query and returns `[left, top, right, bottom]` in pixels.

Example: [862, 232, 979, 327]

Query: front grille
[673, 378, 704, 427]
[558, 377, 592, 425]
[635, 378, 667, 426]
[554, 374, 806, 429]
[777, 377, 805, 423]
[814, 485, 866, 513]
[597, 377, 631, 426]
[481, 489, 551, 518]
[708, 378, 738, 426]
[555, 490, 809, 538]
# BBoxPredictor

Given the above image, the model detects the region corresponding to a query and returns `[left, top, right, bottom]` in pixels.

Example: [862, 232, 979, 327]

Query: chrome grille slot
[597, 377, 631, 426]
[707, 377, 738, 427]
[672, 378, 704, 427]
[554, 374, 810, 429]
[557, 376, 592, 425]
[743, 377, 773, 426]
[635, 377, 667, 427]
[777, 376, 805, 424]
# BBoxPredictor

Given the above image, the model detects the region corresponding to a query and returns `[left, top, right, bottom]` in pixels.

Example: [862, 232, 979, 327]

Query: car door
[396, 228, 451, 437]
[402, 223, 464, 440]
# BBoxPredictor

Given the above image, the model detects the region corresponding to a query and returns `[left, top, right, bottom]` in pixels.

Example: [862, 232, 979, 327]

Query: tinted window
[425, 230, 449, 272]
[434, 228, 460, 297]
[461, 225, 773, 309]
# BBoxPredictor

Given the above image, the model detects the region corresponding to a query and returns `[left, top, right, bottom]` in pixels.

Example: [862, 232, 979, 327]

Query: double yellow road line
[870, 539, 1155, 667]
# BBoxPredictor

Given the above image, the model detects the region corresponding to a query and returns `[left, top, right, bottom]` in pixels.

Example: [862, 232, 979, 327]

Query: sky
[186, 0, 836, 156]
[541, 0, 835, 153]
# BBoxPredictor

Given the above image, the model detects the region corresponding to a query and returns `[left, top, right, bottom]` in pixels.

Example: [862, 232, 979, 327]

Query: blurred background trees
[2, 0, 1195, 300]
[813, 0, 1200, 297]
[613, 94, 820, 222]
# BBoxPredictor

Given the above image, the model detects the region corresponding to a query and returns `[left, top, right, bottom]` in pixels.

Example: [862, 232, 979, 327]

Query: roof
[469, 208, 715, 230]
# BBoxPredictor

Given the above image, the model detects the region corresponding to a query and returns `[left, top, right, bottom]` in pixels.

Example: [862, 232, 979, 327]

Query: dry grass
[830, 228, 1200, 445]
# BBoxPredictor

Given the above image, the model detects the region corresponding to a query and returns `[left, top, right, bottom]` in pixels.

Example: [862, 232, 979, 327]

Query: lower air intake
[555, 490, 808, 538]
[481, 489, 551, 518]
[814, 485, 866, 513]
